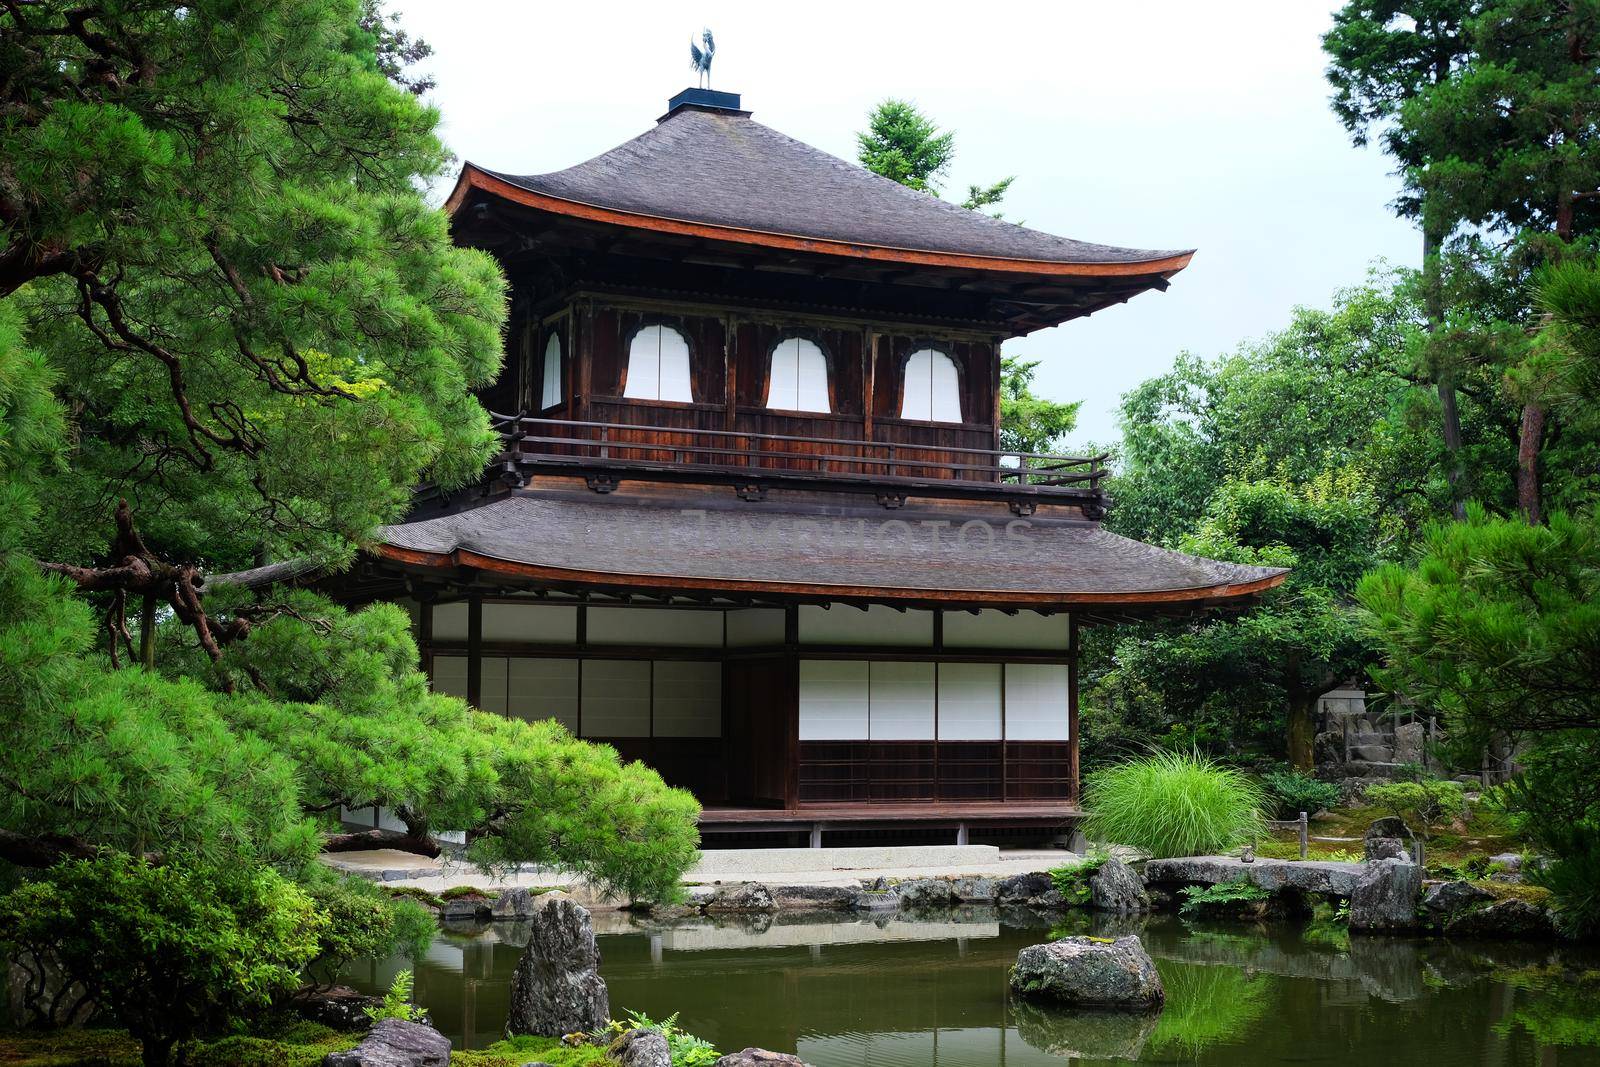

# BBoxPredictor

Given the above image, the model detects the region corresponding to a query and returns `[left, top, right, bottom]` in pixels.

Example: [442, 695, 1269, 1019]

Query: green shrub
[0, 855, 324, 1067]
[1082, 750, 1267, 859]
[1259, 768, 1341, 820]
[1528, 825, 1600, 939]
[1048, 853, 1107, 906]
[1177, 878, 1271, 917]
[1364, 779, 1466, 839]
[303, 876, 432, 990]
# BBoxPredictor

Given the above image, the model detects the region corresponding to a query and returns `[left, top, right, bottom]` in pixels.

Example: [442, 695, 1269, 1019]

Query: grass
[1083, 750, 1267, 859]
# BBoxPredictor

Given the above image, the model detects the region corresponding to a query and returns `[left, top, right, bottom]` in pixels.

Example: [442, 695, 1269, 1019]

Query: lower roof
[374, 490, 1286, 611]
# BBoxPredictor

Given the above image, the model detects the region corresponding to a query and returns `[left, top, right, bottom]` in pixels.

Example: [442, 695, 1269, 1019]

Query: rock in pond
[1349, 859, 1423, 931]
[703, 883, 776, 913]
[437, 893, 493, 922]
[1421, 880, 1492, 924]
[995, 871, 1055, 903]
[323, 1018, 451, 1067]
[895, 878, 962, 908]
[1443, 899, 1559, 940]
[506, 896, 610, 1037]
[768, 884, 858, 910]
[1009, 935, 1164, 1010]
[1088, 858, 1150, 914]
[491, 886, 554, 920]
[611, 1027, 671, 1067]
[713, 1049, 814, 1066]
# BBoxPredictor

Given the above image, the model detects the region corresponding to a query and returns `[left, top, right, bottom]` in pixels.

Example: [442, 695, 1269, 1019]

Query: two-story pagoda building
[339, 88, 1285, 847]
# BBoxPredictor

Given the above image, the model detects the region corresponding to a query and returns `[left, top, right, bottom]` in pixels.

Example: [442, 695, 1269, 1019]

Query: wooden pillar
[1068, 616, 1081, 804]
[466, 594, 483, 709]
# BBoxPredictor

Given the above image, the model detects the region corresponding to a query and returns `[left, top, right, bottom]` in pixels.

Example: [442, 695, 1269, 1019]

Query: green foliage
[1177, 878, 1272, 917]
[303, 876, 433, 988]
[998, 356, 1080, 455]
[1363, 779, 1465, 837]
[856, 98, 1013, 216]
[1527, 823, 1600, 940]
[1082, 751, 1267, 859]
[603, 1011, 720, 1067]
[1047, 853, 1107, 906]
[364, 969, 426, 1024]
[0, 856, 324, 1066]
[856, 99, 955, 193]
[1259, 769, 1342, 820]
[1085, 275, 1441, 766]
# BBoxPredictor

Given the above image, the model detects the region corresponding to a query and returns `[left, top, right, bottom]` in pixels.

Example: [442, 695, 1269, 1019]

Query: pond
[344, 906, 1600, 1065]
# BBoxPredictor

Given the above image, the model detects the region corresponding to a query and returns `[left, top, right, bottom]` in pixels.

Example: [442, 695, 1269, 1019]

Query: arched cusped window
[539, 331, 562, 410]
[766, 336, 830, 413]
[623, 324, 693, 402]
[900, 347, 961, 422]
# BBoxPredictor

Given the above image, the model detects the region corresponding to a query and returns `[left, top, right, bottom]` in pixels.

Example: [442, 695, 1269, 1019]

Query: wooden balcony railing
[486, 413, 1108, 507]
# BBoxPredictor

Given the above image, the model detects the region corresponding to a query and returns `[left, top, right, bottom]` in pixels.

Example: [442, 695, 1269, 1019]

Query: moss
[0, 1023, 362, 1067]
[452, 1036, 608, 1066]
[438, 886, 493, 901]
[385, 885, 444, 909]
[1478, 881, 1553, 905]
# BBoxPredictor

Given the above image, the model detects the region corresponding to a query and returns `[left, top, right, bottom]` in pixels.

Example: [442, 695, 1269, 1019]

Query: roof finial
[689, 28, 715, 89]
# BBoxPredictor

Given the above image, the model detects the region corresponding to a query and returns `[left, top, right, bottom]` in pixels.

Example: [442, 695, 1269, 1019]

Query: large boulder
[323, 1018, 451, 1067]
[506, 897, 610, 1037]
[703, 883, 775, 914]
[611, 1028, 671, 1067]
[1443, 899, 1559, 940]
[1145, 856, 1362, 897]
[1009, 935, 1164, 1010]
[1088, 859, 1149, 914]
[1349, 860, 1423, 931]
[713, 1050, 813, 1067]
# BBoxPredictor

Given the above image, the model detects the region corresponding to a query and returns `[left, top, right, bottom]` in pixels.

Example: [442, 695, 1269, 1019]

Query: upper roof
[448, 99, 1193, 280]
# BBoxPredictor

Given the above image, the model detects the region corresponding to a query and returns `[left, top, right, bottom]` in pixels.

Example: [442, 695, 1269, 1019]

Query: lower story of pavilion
[410, 595, 1083, 845]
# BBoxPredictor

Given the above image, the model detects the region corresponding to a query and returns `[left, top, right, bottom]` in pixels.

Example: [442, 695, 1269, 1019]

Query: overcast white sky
[392, 1, 1419, 445]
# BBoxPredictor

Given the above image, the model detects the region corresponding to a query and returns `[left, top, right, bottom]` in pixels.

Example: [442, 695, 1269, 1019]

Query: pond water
[344, 907, 1600, 1065]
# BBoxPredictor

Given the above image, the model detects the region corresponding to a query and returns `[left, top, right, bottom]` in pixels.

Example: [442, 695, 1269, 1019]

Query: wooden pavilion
[334, 88, 1286, 846]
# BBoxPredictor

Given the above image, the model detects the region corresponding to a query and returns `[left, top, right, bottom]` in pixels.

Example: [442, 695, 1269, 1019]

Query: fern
[364, 969, 426, 1024]
[1178, 878, 1271, 917]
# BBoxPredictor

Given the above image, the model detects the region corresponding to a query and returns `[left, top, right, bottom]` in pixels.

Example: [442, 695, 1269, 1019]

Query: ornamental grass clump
[1083, 750, 1268, 859]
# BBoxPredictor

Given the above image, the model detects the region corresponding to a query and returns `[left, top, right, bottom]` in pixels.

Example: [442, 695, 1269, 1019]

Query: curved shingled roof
[376, 493, 1285, 607]
[456, 105, 1192, 272]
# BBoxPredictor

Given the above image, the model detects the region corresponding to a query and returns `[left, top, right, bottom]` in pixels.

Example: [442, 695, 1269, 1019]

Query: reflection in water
[344, 906, 1600, 1065]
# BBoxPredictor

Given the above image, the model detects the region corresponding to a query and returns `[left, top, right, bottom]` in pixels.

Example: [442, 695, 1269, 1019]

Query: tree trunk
[1423, 223, 1468, 519]
[1517, 401, 1546, 524]
[1287, 692, 1318, 772]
